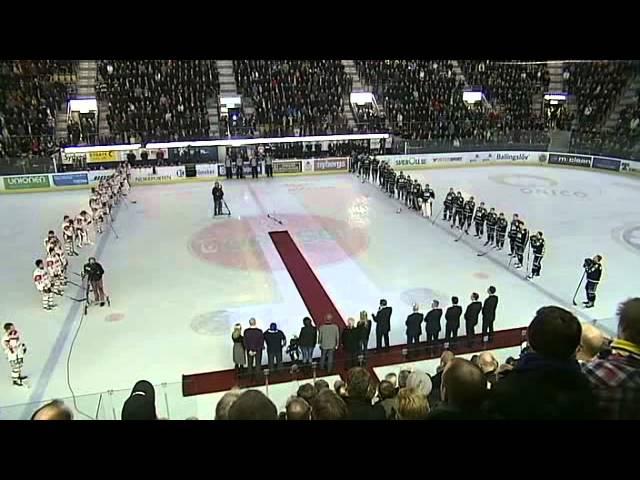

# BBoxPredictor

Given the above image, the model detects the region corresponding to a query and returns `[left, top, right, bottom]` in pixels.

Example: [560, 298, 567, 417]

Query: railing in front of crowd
[568, 137, 640, 161]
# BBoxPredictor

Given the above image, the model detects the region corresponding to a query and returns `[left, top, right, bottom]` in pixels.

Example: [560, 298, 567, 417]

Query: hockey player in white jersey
[45, 248, 64, 296]
[51, 239, 68, 285]
[33, 259, 55, 311]
[43, 230, 60, 251]
[62, 222, 76, 256]
[3, 323, 27, 386]
[80, 210, 95, 245]
[75, 213, 88, 248]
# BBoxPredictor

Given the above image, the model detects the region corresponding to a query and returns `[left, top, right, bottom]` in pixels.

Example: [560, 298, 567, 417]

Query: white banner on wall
[377, 151, 547, 169]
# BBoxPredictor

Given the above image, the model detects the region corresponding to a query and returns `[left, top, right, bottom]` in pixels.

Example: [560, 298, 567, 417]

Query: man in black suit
[482, 286, 499, 341]
[464, 292, 482, 345]
[372, 299, 392, 351]
[405, 303, 423, 357]
[445, 296, 463, 343]
[425, 300, 443, 345]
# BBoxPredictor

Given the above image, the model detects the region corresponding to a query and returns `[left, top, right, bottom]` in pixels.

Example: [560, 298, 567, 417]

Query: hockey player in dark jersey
[507, 213, 520, 257]
[484, 207, 497, 246]
[463, 196, 476, 234]
[361, 156, 370, 183]
[411, 180, 422, 210]
[396, 172, 406, 202]
[583, 255, 603, 308]
[371, 157, 379, 184]
[495, 213, 508, 250]
[527, 231, 546, 279]
[443, 188, 455, 221]
[452, 192, 465, 229]
[404, 176, 413, 207]
[513, 220, 530, 269]
[473, 201, 487, 238]
[379, 162, 387, 189]
[388, 169, 396, 197]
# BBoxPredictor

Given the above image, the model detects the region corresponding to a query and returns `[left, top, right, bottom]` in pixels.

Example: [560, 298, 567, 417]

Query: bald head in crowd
[286, 397, 311, 420]
[439, 350, 455, 371]
[441, 358, 487, 410]
[478, 352, 499, 374]
[31, 400, 74, 420]
[577, 323, 606, 362]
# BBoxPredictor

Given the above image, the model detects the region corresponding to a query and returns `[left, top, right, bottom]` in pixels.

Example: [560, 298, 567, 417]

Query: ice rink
[1, 164, 639, 418]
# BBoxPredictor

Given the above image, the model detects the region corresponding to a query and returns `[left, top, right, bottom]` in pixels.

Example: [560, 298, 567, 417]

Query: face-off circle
[188, 214, 369, 271]
[190, 310, 233, 336]
[622, 225, 640, 253]
[400, 288, 450, 308]
[105, 312, 125, 322]
[490, 174, 558, 188]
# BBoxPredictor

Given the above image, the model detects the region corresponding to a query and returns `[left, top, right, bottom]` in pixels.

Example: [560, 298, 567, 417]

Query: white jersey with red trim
[75, 215, 85, 230]
[81, 212, 93, 225]
[46, 253, 63, 276]
[54, 243, 67, 267]
[3, 328, 25, 361]
[33, 267, 51, 291]
[62, 225, 74, 240]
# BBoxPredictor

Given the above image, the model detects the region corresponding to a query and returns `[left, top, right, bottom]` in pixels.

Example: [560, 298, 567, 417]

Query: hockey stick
[454, 229, 465, 242]
[432, 205, 445, 225]
[267, 213, 284, 225]
[65, 294, 86, 303]
[477, 244, 493, 257]
[223, 199, 231, 216]
[525, 245, 532, 278]
[572, 271, 587, 306]
[109, 221, 119, 239]
[67, 280, 82, 288]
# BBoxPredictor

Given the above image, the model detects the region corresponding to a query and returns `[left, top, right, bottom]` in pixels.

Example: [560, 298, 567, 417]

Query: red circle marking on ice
[473, 272, 490, 279]
[188, 214, 369, 271]
[105, 313, 125, 322]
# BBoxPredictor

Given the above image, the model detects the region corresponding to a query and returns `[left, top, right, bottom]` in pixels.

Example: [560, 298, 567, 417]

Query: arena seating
[96, 60, 219, 144]
[233, 60, 352, 137]
[0, 60, 72, 158]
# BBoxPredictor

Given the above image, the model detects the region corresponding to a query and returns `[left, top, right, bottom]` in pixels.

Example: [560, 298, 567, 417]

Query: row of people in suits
[405, 286, 499, 349]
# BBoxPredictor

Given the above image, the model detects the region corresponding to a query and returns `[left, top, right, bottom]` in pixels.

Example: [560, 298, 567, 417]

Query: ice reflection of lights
[348, 196, 370, 227]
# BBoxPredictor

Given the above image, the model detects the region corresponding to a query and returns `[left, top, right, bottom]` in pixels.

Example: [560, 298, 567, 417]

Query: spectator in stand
[487, 306, 598, 420]
[311, 389, 348, 420]
[583, 298, 640, 420]
[31, 399, 74, 420]
[334, 379, 347, 398]
[397, 388, 430, 420]
[298, 316, 317, 366]
[405, 303, 423, 357]
[228, 390, 278, 420]
[385, 372, 398, 390]
[398, 369, 411, 389]
[406, 370, 433, 400]
[243, 317, 264, 379]
[344, 367, 386, 420]
[318, 314, 340, 373]
[215, 390, 241, 420]
[428, 350, 455, 408]
[373, 380, 399, 419]
[427, 358, 489, 420]
[314, 379, 330, 392]
[576, 323, 606, 364]
[478, 351, 500, 389]
[263, 322, 286, 372]
[297, 383, 317, 405]
[285, 397, 311, 420]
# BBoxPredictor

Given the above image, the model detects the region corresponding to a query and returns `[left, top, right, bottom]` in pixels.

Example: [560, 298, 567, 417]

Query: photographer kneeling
[212, 181, 224, 216]
[83, 257, 106, 307]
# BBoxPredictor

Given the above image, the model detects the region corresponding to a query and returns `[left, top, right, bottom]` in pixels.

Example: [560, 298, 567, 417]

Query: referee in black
[212, 181, 224, 216]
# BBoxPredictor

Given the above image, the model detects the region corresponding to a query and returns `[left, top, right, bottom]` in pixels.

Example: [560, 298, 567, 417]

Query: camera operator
[82, 257, 106, 307]
[212, 181, 224, 216]
[583, 255, 603, 308]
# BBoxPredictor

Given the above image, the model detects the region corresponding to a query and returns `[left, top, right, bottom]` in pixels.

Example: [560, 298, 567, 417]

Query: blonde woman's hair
[397, 388, 430, 420]
[359, 310, 368, 323]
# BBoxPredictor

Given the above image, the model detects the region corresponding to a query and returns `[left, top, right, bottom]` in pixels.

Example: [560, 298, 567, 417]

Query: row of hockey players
[33, 166, 130, 313]
[350, 154, 546, 280]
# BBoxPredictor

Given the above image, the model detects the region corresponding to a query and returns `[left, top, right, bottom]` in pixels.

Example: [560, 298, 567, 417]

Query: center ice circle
[490, 174, 558, 188]
[400, 288, 450, 307]
[188, 214, 369, 271]
[190, 310, 233, 336]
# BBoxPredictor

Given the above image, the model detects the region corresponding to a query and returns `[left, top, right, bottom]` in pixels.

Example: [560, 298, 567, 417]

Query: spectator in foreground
[373, 380, 399, 419]
[385, 372, 398, 390]
[314, 379, 330, 392]
[318, 314, 340, 373]
[576, 323, 606, 364]
[121, 380, 157, 420]
[215, 390, 242, 420]
[228, 390, 278, 420]
[583, 298, 640, 420]
[398, 369, 411, 389]
[311, 389, 348, 420]
[397, 388, 430, 420]
[487, 306, 598, 420]
[406, 370, 433, 399]
[428, 350, 455, 408]
[344, 367, 385, 420]
[285, 397, 311, 420]
[31, 399, 74, 420]
[427, 358, 488, 420]
[334, 379, 347, 398]
[297, 383, 317, 405]
[478, 351, 500, 389]
[298, 317, 317, 366]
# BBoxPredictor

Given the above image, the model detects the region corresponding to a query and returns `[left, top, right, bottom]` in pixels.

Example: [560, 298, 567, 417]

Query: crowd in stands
[352, 103, 387, 132]
[96, 60, 219, 144]
[355, 60, 549, 146]
[220, 112, 257, 137]
[233, 60, 352, 137]
[0, 60, 73, 158]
